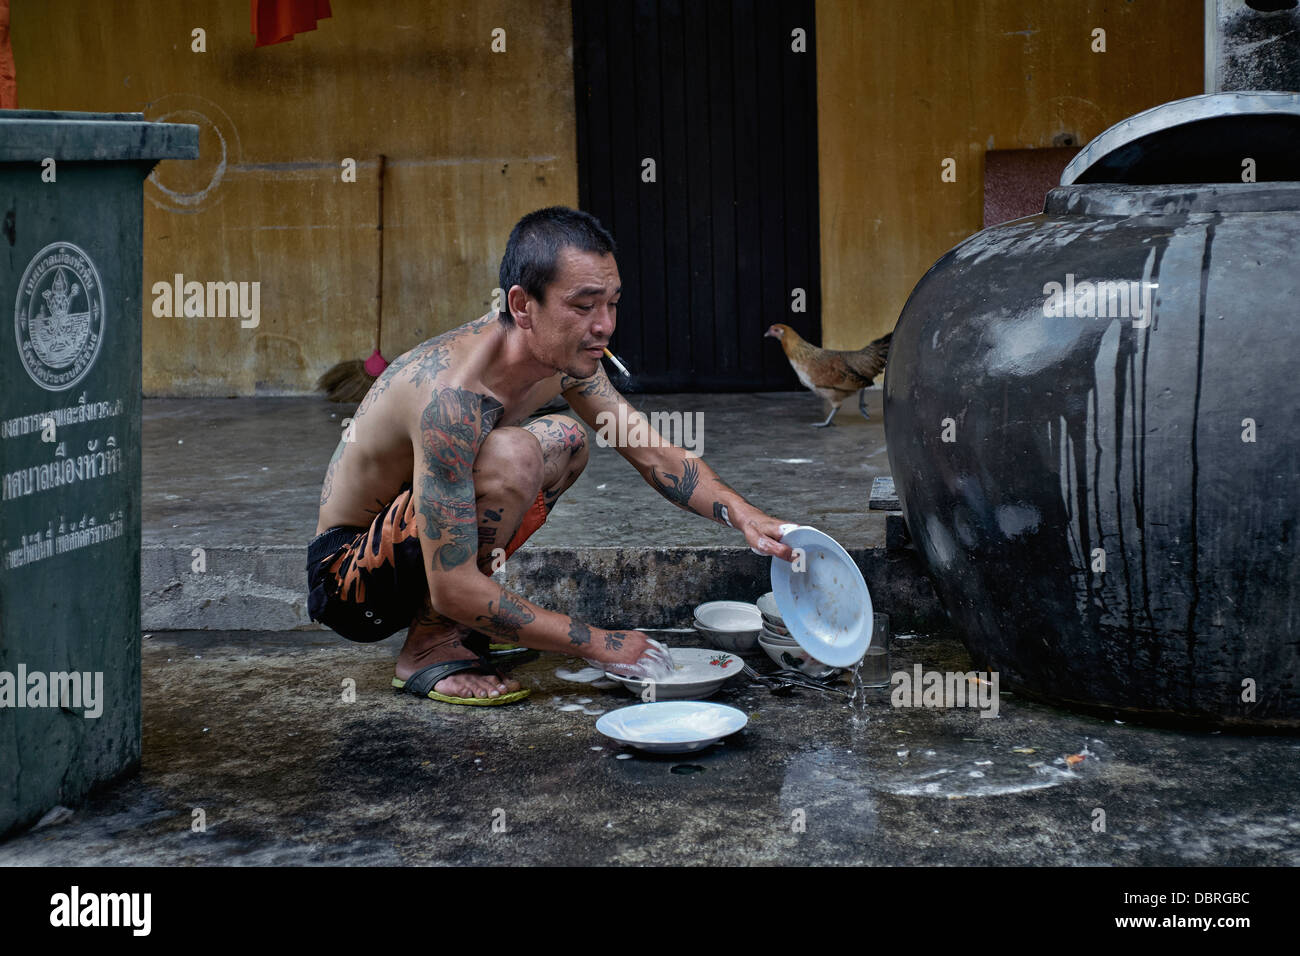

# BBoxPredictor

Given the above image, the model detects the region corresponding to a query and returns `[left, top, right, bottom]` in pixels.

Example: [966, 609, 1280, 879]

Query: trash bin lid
[1061, 91, 1300, 186]
[0, 109, 198, 163]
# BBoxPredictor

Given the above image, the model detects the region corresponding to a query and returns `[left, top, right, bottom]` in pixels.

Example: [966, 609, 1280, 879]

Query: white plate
[604, 647, 744, 700]
[596, 701, 748, 753]
[760, 624, 797, 645]
[770, 526, 873, 668]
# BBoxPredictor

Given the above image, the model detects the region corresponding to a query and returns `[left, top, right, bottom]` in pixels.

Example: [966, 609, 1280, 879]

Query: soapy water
[596, 638, 675, 681]
[871, 738, 1105, 799]
[552, 695, 607, 716]
[555, 666, 619, 690]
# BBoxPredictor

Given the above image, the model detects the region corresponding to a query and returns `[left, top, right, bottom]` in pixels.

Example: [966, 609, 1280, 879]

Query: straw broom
[317, 154, 390, 402]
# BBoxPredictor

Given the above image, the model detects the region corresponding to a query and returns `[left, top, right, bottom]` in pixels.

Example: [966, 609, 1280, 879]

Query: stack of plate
[756, 591, 796, 646]
[756, 590, 839, 679]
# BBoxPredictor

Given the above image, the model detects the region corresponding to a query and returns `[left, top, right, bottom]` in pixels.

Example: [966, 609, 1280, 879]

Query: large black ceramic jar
[884, 93, 1300, 729]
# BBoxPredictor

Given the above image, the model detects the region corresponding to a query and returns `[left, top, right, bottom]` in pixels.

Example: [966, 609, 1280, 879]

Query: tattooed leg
[394, 421, 584, 695]
[522, 414, 589, 514]
[394, 428, 540, 699]
[472, 426, 547, 570]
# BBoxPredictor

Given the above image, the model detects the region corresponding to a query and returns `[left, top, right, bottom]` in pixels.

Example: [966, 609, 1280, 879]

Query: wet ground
[3, 628, 1297, 866]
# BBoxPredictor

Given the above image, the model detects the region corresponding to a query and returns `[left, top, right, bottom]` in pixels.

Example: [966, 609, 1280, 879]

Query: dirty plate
[596, 701, 748, 753]
[770, 525, 873, 668]
[604, 647, 744, 700]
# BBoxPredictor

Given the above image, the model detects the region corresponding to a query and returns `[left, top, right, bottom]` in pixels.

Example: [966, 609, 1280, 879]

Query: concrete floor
[2, 628, 1297, 865]
[143, 389, 889, 552]
[7, 387, 1294, 863]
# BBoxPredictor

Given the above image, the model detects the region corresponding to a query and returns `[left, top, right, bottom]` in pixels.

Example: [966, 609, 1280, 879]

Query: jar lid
[1061, 91, 1300, 186]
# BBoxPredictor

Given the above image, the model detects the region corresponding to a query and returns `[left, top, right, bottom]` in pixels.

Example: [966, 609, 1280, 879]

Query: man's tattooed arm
[567, 620, 592, 649]
[649, 459, 702, 509]
[474, 587, 536, 641]
[416, 386, 501, 571]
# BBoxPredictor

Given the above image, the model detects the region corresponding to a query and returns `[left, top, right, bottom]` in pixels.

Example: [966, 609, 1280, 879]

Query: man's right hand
[587, 630, 676, 681]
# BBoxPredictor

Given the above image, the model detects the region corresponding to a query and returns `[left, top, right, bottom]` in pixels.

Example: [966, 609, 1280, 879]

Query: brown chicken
[765, 323, 893, 427]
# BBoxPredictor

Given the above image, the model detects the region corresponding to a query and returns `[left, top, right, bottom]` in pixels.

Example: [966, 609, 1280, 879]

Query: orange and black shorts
[306, 481, 550, 643]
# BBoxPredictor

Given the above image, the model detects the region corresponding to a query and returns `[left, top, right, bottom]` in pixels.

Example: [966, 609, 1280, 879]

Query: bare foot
[396, 614, 523, 700]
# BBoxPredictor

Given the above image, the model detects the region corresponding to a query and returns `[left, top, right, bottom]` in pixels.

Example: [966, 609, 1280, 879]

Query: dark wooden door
[572, 0, 821, 391]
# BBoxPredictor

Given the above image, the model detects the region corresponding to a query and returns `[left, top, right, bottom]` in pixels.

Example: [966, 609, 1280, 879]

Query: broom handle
[375, 154, 386, 350]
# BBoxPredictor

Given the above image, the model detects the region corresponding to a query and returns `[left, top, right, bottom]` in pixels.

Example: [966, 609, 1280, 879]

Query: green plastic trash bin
[0, 110, 197, 837]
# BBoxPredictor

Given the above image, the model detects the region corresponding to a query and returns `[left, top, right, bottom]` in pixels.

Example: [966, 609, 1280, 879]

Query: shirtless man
[306, 206, 796, 705]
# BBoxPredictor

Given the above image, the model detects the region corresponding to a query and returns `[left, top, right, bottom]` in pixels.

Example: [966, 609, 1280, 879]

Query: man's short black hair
[498, 206, 617, 325]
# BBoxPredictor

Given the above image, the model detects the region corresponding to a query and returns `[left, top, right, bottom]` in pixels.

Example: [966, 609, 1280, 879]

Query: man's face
[525, 247, 621, 379]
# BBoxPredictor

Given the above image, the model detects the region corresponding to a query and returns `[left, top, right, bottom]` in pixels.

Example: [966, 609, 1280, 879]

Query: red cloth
[251, 0, 332, 48]
[503, 490, 550, 560]
[0, 0, 16, 109]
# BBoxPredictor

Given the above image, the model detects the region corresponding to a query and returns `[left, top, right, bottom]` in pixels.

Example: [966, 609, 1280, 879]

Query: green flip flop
[393, 659, 530, 707]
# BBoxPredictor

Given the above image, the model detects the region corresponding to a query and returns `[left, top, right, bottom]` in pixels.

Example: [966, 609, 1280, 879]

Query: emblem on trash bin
[13, 241, 106, 392]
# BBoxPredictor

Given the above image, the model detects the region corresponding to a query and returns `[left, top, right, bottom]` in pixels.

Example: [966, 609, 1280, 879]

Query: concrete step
[141, 541, 948, 635]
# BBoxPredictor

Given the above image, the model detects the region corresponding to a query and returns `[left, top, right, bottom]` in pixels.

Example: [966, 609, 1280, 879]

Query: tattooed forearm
[568, 620, 592, 648]
[712, 502, 732, 527]
[650, 459, 701, 509]
[474, 588, 536, 640]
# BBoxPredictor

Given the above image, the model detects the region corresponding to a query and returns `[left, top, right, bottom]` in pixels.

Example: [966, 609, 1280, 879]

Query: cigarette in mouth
[602, 348, 631, 377]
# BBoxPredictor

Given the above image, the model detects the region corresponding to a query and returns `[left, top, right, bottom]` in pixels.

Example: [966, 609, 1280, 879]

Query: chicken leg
[813, 403, 840, 428]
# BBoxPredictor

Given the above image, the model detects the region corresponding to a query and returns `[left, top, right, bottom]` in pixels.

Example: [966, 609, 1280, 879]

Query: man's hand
[737, 513, 798, 562]
[585, 630, 676, 681]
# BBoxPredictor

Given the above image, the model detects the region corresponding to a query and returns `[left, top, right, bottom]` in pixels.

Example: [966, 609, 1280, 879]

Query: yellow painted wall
[13, 0, 1206, 389]
[815, 0, 1204, 349]
[13, 0, 578, 395]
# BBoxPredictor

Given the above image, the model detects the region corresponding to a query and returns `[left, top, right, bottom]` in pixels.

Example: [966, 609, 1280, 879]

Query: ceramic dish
[757, 634, 841, 680]
[770, 526, 873, 668]
[604, 647, 745, 700]
[756, 591, 783, 621]
[693, 600, 762, 653]
[760, 624, 797, 645]
[596, 701, 748, 753]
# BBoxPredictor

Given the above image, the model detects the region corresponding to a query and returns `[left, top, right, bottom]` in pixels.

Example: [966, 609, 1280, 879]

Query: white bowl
[693, 600, 762, 652]
[756, 591, 783, 620]
[596, 701, 748, 753]
[757, 634, 841, 680]
[605, 647, 745, 700]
